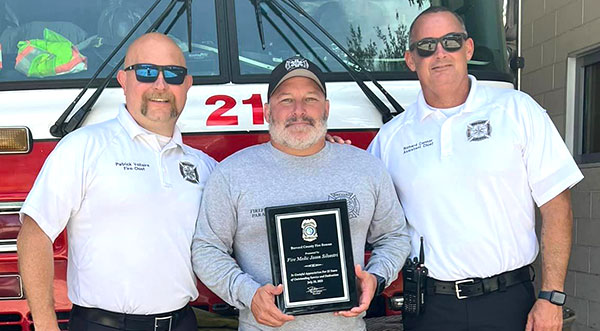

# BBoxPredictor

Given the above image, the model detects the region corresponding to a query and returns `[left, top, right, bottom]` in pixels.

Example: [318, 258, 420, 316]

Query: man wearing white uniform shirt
[17, 33, 216, 331]
[368, 6, 583, 331]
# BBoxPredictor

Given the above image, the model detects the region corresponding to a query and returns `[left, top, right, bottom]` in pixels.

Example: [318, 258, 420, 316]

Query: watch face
[551, 291, 566, 305]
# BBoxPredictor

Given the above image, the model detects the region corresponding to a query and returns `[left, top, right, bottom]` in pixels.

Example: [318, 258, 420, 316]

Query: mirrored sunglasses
[409, 32, 468, 58]
[124, 63, 187, 85]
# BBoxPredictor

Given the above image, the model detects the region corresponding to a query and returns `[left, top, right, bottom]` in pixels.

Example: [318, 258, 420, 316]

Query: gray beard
[269, 114, 328, 150]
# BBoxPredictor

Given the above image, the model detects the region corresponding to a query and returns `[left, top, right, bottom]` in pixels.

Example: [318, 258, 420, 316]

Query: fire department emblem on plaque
[467, 120, 491, 142]
[179, 161, 199, 184]
[301, 219, 318, 242]
[328, 191, 360, 219]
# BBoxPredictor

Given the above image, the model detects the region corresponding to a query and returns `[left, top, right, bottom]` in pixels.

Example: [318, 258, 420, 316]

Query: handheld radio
[402, 236, 428, 315]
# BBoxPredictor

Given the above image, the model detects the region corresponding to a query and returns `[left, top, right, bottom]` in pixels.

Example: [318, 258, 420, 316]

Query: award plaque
[265, 200, 357, 315]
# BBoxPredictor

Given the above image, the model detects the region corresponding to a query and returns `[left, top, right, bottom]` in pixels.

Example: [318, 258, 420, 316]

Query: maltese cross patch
[179, 161, 199, 184]
[466, 120, 491, 142]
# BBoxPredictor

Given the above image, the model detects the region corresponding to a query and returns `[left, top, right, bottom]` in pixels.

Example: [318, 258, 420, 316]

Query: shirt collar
[116, 104, 185, 150]
[416, 74, 479, 121]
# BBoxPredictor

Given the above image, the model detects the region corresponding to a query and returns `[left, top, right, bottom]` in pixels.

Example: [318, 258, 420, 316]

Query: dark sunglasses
[124, 63, 187, 85]
[409, 32, 468, 58]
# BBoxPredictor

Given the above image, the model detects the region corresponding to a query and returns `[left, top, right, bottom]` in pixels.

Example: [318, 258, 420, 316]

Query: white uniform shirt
[20, 105, 216, 314]
[368, 76, 583, 281]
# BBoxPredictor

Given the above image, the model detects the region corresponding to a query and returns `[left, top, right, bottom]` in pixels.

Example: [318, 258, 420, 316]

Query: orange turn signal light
[0, 127, 31, 154]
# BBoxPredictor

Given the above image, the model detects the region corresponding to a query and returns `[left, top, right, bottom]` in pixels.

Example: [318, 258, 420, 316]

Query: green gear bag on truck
[15, 28, 86, 77]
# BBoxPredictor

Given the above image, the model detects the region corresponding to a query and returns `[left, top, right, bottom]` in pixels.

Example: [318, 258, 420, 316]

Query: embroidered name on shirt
[115, 161, 149, 171]
[403, 139, 434, 154]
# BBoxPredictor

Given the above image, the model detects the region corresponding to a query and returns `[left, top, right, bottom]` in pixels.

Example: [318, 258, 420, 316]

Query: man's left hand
[335, 264, 377, 317]
[525, 299, 563, 331]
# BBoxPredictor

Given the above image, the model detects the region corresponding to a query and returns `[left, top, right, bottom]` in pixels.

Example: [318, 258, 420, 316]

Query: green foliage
[377, 22, 407, 57]
[347, 25, 377, 70]
[375, 11, 409, 71]
[346, 11, 410, 72]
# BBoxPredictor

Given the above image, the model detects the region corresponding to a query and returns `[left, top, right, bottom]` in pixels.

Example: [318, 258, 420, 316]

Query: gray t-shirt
[192, 142, 410, 331]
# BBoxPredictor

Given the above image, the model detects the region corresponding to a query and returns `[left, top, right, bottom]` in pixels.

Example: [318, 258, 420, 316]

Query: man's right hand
[250, 284, 295, 327]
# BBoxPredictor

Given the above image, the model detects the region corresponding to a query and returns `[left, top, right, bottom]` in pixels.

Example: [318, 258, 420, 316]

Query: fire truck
[0, 0, 519, 329]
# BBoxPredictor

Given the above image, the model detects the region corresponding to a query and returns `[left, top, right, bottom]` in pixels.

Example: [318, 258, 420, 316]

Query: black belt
[71, 304, 190, 331]
[428, 265, 532, 299]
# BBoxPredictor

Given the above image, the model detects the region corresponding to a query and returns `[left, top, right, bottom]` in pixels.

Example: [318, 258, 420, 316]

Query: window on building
[576, 51, 600, 163]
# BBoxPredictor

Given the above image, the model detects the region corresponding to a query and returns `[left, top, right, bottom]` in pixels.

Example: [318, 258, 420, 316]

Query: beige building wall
[521, 0, 600, 330]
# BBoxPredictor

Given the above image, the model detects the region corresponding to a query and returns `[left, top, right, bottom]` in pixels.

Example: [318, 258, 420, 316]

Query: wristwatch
[538, 290, 566, 306]
[373, 274, 386, 296]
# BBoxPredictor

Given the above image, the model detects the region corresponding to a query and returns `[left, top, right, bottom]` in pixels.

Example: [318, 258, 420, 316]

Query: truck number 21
[206, 94, 264, 126]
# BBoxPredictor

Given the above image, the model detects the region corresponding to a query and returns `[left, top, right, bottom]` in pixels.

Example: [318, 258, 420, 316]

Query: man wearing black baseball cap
[267, 56, 326, 100]
[192, 55, 410, 330]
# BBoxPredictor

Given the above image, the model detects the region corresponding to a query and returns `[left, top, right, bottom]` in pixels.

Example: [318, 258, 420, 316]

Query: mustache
[143, 91, 175, 104]
[141, 91, 178, 118]
[284, 115, 316, 127]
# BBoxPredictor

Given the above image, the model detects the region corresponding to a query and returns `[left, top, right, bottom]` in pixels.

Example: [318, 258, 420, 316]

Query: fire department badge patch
[301, 219, 318, 242]
[285, 58, 309, 71]
[328, 191, 360, 219]
[467, 120, 491, 141]
[179, 161, 199, 184]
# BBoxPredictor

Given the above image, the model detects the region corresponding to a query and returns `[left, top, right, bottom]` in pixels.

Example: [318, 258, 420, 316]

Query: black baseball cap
[267, 56, 327, 100]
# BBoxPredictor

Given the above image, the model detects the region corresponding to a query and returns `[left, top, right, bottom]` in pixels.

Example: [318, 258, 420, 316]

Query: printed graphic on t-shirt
[467, 120, 492, 141]
[250, 208, 265, 218]
[179, 161, 199, 184]
[328, 191, 360, 219]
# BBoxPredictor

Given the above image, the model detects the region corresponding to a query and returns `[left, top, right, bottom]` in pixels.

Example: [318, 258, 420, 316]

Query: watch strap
[373, 273, 386, 296]
[538, 290, 566, 306]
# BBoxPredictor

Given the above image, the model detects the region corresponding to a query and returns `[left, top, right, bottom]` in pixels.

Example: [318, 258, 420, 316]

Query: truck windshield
[0, 0, 511, 87]
[234, 0, 511, 80]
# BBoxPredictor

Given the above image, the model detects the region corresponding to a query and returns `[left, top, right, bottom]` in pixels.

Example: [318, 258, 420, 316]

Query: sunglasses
[124, 63, 188, 85]
[409, 32, 468, 58]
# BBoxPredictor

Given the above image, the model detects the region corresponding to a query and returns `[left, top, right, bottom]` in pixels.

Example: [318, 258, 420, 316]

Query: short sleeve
[19, 132, 89, 242]
[520, 95, 583, 206]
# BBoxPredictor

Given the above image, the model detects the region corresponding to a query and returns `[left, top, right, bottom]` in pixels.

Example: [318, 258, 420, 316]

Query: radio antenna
[419, 236, 425, 265]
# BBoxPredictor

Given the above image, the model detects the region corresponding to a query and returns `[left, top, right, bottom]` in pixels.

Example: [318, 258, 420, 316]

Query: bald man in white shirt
[17, 33, 216, 331]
